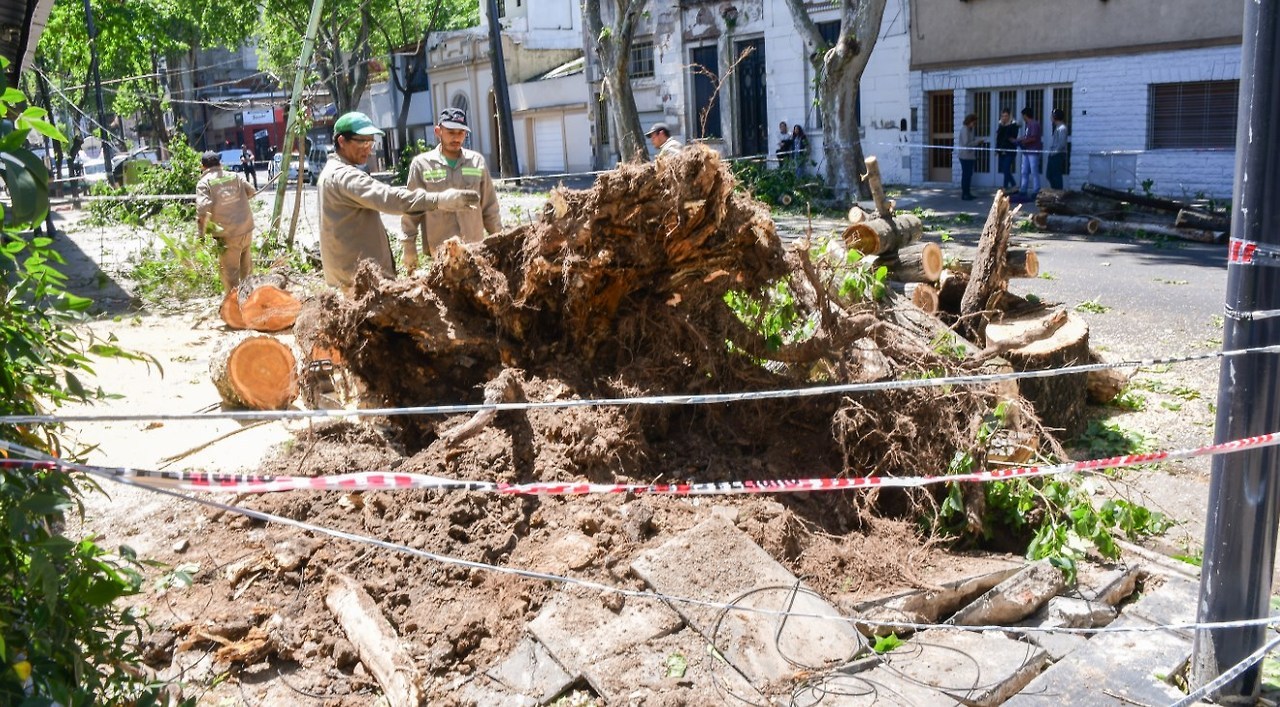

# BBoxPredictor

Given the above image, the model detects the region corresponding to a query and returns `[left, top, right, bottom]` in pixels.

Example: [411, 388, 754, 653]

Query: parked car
[219, 148, 246, 174]
[111, 147, 162, 184]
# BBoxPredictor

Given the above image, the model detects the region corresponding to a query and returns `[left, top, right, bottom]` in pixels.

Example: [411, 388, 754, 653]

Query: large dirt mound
[294, 146, 1011, 524]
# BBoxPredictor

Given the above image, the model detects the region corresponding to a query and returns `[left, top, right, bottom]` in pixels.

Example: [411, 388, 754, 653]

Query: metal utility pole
[1191, 0, 1280, 700]
[269, 0, 327, 241]
[486, 0, 520, 178]
[82, 0, 113, 182]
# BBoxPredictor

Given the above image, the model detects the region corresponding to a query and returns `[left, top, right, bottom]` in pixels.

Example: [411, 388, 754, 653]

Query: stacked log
[220, 273, 304, 332]
[1033, 184, 1228, 244]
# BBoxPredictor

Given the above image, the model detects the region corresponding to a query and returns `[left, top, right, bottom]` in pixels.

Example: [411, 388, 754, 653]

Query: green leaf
[665, 652, 687, 678]
[0, 87, 23, 104]
[872, 633, 904, 654]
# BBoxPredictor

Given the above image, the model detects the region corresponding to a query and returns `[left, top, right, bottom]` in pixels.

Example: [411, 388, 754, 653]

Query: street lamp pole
[1191, 0, 1280, 699]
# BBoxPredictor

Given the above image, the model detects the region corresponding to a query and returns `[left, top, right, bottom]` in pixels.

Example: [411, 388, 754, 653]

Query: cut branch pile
[1034, 183, 1228, 244]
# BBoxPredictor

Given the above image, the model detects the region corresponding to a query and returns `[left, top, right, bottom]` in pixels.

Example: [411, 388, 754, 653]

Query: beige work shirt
[400, 146, 501, 254]
[196, 169, 255, 238]
[317, 154, 438, 289]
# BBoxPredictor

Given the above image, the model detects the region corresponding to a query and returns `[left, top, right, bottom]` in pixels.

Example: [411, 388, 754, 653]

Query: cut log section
[1175, 209, 1230, 233]
[937, 269, 967, 316]
[890, 281, 940, 314]
[881, 242, 943, 283]
[960, 193, 1013, 342]
[1033, 213, 1100, 236]
[843, 214, 924, 255]
[985, 310, 1090, 436]
[209, 333, 299, 410]
[219, 290, 246, 330]
[949, 248, 1039, 279]
[863, 156, 894, 218]
[237, 273, 303, 332]
[848, 206, 872, 224]
[1094, 219, 1226, 244]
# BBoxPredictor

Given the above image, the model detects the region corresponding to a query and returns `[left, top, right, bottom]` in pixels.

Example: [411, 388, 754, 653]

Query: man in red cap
[318, 111, 479, 292]
[400, 107, 502, 272]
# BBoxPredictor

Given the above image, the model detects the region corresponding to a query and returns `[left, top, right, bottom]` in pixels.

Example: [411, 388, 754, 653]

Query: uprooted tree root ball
[293, 146, 1033, 524]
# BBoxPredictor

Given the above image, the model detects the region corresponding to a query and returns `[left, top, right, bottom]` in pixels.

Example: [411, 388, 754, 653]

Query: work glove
[432, 188, 481, 211]
[401, 238, 419, 273]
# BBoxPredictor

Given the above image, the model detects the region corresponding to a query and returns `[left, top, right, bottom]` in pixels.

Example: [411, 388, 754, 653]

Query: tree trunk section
[938, 269, 968, 316]
[325, 572, 426, 707]
[1095, 219, 1226, 244]
[949, 247, 1038, 279]
[1035, 189, 1126, 218]
[1033, 213, 1101, 235]
[209, 333, 299, 410]
[985, 310, 1091, 436]
[237, 273, 302, 332]
[863, 155, 893, 217]
[881, 242, 943, 283]
[1081, 182, 1189, 213]
[1086, 349, 1132, 404]
[890, 281, 939, 314]
[1175, 209, 1231, 233]
[959, 193, 1013, 343]
[844, 214, 924, 255]
[220, 290, 246, 330]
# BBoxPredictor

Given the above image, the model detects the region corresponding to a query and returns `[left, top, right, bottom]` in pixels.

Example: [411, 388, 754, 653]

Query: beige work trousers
[217, 230, 253, 292]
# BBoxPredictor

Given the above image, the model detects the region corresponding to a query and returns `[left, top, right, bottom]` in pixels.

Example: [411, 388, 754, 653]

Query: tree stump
[210, 333, 299, 410]
[236, 273, 302, 332]
[1033, 213, 1100, 236]
[985, 310, 1090, 436]
[959, 193, 1013, 342]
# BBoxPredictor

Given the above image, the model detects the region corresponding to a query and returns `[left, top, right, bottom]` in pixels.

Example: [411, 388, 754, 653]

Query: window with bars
[630, 41, 655, 79]
[1148, 80, 1238, 149]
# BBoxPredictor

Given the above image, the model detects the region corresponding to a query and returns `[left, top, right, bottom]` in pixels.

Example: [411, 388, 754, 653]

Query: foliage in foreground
[0, 64, 177, 705]
[730, 158, 832, 210]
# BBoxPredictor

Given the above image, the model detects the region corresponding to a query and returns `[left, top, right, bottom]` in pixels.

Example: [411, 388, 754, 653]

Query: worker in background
[195, 150, 256, 292]
[400, 107, 502, 273]
[645, 122, 684, 159]
[317, 111, 479, 292]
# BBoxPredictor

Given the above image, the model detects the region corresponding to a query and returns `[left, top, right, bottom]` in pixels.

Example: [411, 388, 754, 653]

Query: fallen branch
[325, 571, 425, 707]
[157, 420, 275, 469]
[441, 369, 527, 446]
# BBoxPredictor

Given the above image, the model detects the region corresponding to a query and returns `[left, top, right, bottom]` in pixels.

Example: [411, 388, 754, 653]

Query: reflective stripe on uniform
[460, 167, 485, 177]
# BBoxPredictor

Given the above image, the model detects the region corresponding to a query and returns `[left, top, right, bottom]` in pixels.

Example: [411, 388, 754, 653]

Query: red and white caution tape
[3, 432, 1277, 497]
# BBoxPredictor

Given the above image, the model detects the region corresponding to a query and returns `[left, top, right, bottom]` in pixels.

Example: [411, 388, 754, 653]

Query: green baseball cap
[334, 112, 384, 137]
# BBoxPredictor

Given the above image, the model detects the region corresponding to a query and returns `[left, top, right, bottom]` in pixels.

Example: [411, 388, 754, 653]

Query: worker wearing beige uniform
[400, 107, 502, 272]
[196, 150, 256, 292]
[317, 111, 479, 291]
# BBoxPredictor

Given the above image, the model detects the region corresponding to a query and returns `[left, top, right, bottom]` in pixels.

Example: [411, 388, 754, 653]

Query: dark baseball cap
[645, 122, 670, 137]
[439, 107, 470, 131]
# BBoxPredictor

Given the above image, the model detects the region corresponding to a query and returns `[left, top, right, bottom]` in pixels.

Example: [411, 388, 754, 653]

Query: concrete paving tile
[485, 636, 575, 705]
[951, 560, 1066, 626]
[630, 516, 863, 689]
[880, 629, 1048, 706]
[1003, 616, 1190, 706]
[1124, 572, 1199, 638]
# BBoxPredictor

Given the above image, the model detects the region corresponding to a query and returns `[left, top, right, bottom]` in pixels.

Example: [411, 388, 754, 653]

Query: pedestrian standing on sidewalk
[317, 111, 479, 293]
[399, 107, 502, 272]
[196, 150, 256, 292]
[995, 108, 1019, 193]
[1046, 108, 1069, 190]
[240, 144, 259, 189]
[1014, 107, 1043, 197]
[956, 113, 983, 201]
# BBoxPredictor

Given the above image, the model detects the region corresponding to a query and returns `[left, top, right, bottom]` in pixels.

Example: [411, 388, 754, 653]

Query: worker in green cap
[317, 111, 479, 292]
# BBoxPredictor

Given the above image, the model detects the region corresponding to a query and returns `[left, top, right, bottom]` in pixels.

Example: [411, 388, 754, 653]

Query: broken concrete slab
[847, 563, 1023, 636]
[584, 626, 765, 705]
[447, 673, 538, 707]
[630, 516, 862, 690]
[1002, 615, 1190, 707]
[883, 629, 1048, 706]
[1023, 628, 1088, 662]
[1043, 596, 1118, 629]
[1123, 572, 1199, 638]
[796, 629, 1047, 707]
[528, 589, 685, 702]
[950, 560, 1066, 626]
[1077, 563, 1143, 606]
[485, 636, 576, 705]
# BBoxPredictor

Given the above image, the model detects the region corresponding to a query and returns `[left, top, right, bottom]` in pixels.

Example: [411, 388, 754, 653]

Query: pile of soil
[141, 148, 1039, 701]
